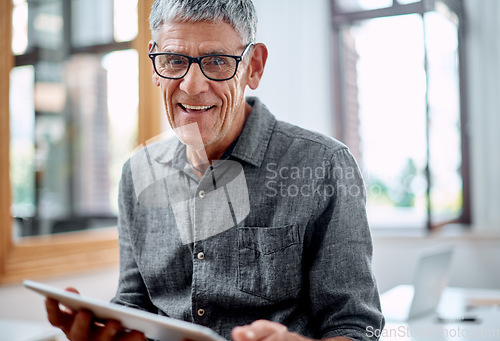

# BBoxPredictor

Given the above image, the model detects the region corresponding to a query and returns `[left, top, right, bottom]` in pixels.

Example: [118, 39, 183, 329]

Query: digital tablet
[24, 280, 226, 341]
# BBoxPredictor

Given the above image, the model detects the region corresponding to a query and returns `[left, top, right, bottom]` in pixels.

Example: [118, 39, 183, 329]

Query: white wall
[248, 0, 334, 137]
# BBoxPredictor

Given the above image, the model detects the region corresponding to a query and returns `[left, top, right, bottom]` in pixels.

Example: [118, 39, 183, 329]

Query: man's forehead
[156, 39, 234, 55]
[158, 21, 240, 40]
[156, 21, 242, 54]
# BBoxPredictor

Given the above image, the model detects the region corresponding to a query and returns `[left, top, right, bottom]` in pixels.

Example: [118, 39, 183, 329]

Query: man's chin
[172, 122, 227, 155]
[175, 133, 204, 149]
[173, 122, 207, 148]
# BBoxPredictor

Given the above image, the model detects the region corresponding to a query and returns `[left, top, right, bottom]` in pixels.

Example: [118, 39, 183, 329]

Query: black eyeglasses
[149, 42, 254, 81]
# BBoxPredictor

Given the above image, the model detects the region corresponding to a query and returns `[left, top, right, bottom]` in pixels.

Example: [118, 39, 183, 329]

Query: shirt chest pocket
[238, 225, 303, 302]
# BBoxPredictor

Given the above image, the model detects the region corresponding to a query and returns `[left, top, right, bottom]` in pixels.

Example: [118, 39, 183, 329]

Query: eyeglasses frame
[148, 42, 255, 82]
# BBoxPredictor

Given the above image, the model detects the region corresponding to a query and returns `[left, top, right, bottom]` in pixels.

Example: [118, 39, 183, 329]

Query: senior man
[45, 0, 384, 340]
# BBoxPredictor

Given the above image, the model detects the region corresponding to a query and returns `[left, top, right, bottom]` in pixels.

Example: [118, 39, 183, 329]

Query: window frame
[330, 0, 471, 230]
[0, 0, 162, 284]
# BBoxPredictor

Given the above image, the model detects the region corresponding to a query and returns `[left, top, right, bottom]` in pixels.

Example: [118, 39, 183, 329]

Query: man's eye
[212, 58, 227, 66]
[168, 58, 185, 65]
[158, 55, 187, 68]
[166, 56, 186, 66]
[204, 57, 229, 67]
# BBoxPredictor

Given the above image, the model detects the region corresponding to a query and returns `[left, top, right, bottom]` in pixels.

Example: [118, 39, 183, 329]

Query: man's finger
[65, 287, 79, 293]
[232, 326, 258, 341]
[232, 321, 275, 341]
[45, 298, 74, 333]
[67, 309, 92, 341]
[95, 320, 121, 340]
[232, 320, 290, 341]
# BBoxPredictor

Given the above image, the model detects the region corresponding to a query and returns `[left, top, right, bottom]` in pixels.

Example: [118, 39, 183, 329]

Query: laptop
[380, 244, 454, 321]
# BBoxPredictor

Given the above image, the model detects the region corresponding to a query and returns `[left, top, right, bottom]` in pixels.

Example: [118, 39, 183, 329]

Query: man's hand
[231, 320, 353, 341]
[45, 287, 145, 341]
[231, 320, 311, 341]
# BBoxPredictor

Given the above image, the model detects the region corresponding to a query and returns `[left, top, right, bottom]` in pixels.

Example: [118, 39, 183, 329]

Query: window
[1, 0, 162, 283]
[331, 0, 470, 230]
[10, 0, 138, 237]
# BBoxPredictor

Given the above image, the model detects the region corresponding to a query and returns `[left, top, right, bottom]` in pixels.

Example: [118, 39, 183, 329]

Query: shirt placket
[191, 170, 213, 325]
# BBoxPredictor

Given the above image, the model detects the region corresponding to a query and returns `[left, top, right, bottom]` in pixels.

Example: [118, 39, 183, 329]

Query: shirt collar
[153, 96, 275, 168]
[231, 96, 275, 168]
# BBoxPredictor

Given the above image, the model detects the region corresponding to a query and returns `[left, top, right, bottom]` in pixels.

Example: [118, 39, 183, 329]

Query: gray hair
[149, 0, 258, 44]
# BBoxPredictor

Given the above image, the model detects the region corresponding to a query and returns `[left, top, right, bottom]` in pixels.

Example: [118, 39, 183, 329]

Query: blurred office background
[1, 0, 499, 337]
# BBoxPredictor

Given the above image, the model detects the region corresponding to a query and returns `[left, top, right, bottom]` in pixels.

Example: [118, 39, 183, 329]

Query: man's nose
[179, 63, 210, 95]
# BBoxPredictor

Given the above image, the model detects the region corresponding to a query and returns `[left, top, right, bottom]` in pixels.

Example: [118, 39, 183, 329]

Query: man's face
[151, 21, 251, 149]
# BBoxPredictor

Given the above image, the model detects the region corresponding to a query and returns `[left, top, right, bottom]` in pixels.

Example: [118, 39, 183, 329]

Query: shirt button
[197, 252, 205, 260]
[197, 308, 205, 317]
[198, 190, 205, 198]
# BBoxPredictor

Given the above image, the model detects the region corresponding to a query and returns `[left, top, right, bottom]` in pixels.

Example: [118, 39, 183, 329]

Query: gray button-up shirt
[112, 97, 384, 341]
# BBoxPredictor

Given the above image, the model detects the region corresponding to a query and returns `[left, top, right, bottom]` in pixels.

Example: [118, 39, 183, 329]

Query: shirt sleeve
[110, 160, 157, 313]
[306, 148, 385, 341]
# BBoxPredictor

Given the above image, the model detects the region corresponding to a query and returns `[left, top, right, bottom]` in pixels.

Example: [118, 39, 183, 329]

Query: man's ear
[246, 43, 268, 90]
[149, 40, 161, 87]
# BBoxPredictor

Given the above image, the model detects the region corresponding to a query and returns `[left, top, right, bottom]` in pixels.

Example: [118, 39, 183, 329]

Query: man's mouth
[179, 103, 215, 113]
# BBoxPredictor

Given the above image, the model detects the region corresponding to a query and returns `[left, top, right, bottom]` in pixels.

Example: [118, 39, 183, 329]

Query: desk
[379, 287, 500, 340]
